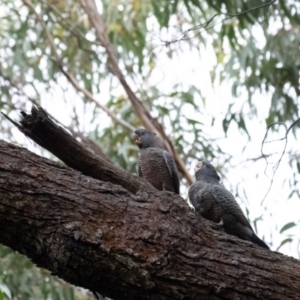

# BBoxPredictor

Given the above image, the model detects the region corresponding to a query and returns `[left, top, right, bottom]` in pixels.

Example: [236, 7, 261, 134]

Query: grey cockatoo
[189, 161, 269, 249]
[132, 128, 180, 194]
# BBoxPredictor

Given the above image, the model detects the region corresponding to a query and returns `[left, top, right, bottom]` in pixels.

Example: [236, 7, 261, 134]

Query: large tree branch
[1, 106, 154, 194]
[79, 0, 193, 185]
[0, 140, 300, 299]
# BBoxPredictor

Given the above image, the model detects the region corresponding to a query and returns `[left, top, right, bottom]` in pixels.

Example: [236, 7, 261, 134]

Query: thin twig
[22, 0, 61, 63]
[159, 0, 277, 46]
[41, 0, 102, 47]
[0, 70, 113, 162]
[21, 0, 135, 133]
[260, 117, 300, 203]
[61, 70, 135, 132]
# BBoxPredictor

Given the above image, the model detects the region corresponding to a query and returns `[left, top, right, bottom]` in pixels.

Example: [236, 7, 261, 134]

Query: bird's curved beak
[194, 161, 203, 173]
[132, 133, 141, 145]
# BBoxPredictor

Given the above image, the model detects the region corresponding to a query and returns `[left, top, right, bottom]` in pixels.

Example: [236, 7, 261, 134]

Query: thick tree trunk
[0, 140, 300, 300]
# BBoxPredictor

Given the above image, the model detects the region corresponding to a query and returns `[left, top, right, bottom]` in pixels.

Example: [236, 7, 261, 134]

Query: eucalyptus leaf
[280, 222, 297, 234]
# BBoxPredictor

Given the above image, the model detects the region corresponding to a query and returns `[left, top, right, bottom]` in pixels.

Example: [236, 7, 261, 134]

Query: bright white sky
[3, 1, 300, 258]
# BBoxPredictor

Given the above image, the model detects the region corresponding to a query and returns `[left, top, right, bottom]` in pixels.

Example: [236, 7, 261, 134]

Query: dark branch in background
[1, 106, 156, 194]
[158, 0, 277, 46]
[0, 69, 112, 163]
[65, 127, 113, 164]
[260, 117, 300, 204]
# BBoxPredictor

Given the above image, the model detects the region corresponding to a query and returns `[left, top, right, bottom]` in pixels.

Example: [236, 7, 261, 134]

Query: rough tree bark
[1, 108, 300, 299]
[1, 107, 155, 195]
[1, 140, 300, 300]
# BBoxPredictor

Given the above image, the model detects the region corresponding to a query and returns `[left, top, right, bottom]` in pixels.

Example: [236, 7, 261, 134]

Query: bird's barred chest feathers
[189, 183, 222, 223]
[189, 183, 213, 208]
[139, 148, 173, 190]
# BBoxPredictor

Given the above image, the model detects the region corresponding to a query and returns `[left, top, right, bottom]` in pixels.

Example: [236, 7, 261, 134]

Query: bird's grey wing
[188, 181, 207, 209]
[188, 182, 221, 222]
[162, 150, 180, 194]
[210, 185, 269, 249]
[210, 185, 253, 230]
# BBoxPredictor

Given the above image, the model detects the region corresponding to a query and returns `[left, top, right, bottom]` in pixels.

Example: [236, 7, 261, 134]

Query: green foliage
[280, 222, 296, 234]
[214, 1, 300, 126]
[276, 238, 293, 252]
[0, 283, 11, 300]
[0, 245, 93, 300]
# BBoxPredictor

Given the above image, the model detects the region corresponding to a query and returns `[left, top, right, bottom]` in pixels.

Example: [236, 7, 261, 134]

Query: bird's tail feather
[252, 234, 269, 249]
